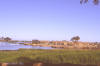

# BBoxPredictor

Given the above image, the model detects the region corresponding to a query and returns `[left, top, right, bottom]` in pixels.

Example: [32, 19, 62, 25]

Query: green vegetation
[0, 49, 100, 65]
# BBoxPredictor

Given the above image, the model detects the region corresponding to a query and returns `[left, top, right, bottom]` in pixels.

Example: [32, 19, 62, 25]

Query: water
[0, 42, 53, 50]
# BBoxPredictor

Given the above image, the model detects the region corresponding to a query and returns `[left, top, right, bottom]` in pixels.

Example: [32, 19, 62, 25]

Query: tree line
[0, 37, 11, 42]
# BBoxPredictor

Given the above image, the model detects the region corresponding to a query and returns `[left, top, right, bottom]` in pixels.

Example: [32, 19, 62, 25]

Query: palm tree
[80, 0, 99, 5]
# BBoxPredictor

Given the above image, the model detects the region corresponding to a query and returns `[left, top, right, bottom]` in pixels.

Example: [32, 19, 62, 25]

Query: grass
[0, 49, 100, 65]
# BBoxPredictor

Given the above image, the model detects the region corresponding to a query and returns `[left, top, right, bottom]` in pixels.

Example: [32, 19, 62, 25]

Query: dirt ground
[0, 63, 97, 66]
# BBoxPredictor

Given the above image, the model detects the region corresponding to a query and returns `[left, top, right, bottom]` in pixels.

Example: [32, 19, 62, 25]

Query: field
[0, 49, 100, 65]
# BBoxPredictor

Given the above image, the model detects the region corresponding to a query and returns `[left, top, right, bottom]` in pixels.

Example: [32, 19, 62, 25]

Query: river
[0, 42, 53, 50]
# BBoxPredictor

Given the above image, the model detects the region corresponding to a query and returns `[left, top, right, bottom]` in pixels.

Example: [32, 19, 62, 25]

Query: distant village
[0, 36, 100, 49]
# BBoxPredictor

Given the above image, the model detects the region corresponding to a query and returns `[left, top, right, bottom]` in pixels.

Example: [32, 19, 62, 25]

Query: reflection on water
[0, 42, 53, 50]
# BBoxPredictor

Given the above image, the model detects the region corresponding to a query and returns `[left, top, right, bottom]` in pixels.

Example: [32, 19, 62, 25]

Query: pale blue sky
[0, 0, 100, 42]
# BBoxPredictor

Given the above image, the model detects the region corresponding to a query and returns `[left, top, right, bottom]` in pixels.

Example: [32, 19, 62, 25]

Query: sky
[0, 0, 100, 42]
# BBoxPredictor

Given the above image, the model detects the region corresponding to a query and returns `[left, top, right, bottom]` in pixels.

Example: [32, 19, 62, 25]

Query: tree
[0, 37, 4, 40]
[71, 36, 80, 42]
[80, 0, 99, 5]
[4, 37, 11, 42]
[32, 40, 40, 44]
[71, 36, 80, 48]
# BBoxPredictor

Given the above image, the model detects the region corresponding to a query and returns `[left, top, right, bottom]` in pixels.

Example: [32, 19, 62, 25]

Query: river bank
[1, 40, 100, 50]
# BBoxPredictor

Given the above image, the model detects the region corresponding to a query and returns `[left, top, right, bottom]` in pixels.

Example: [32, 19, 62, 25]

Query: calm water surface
[0, 42, 53, 50]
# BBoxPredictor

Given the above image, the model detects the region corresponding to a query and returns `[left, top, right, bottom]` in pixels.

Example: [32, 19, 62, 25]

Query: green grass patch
[0, 49, 100, 65]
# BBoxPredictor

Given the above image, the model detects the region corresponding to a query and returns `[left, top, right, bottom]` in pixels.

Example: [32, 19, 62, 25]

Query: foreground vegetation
[0, 49, 100, 65]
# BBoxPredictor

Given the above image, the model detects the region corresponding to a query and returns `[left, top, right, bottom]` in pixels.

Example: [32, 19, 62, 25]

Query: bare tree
[4, 37, 11, 42]
[80, 0, 99, 5]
